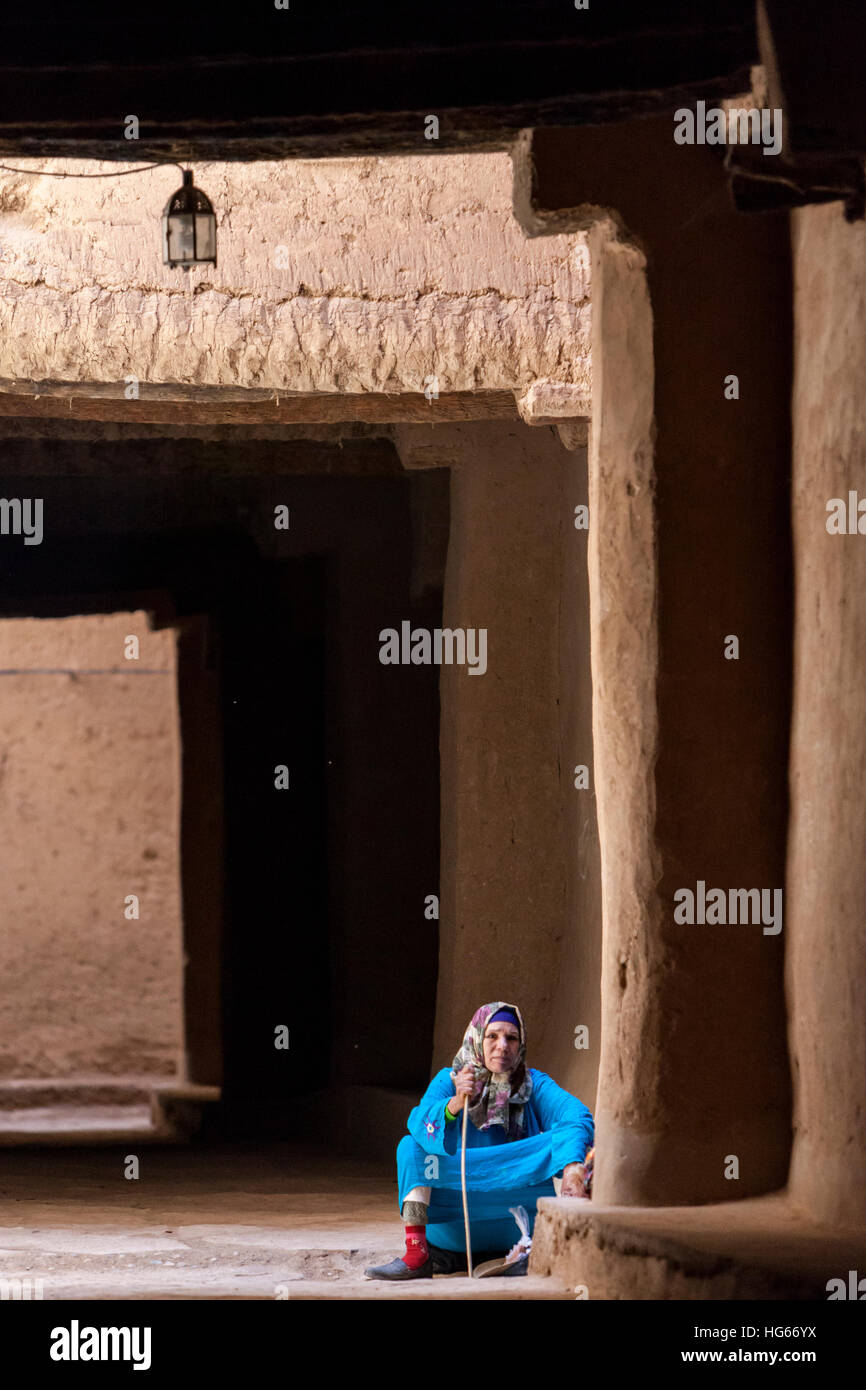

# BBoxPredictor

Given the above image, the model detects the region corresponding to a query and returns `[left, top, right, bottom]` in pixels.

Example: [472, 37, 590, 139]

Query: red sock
[403, 1225, 429, 1269]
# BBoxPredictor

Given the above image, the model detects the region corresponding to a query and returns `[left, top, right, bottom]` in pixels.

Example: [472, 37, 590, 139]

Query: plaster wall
[787, 200, 866, 1227]
[394, 421, 601, 1103]
[0, 154, 589, 397]
[0, 613, 183, 1079]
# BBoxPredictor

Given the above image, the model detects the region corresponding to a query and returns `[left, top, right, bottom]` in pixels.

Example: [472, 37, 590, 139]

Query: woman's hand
[448, 1065, 477, 1113]
[560, 1162, 589, 1198]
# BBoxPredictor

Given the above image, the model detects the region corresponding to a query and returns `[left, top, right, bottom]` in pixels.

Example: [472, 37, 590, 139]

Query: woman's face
[482, 1020, 521, 1074]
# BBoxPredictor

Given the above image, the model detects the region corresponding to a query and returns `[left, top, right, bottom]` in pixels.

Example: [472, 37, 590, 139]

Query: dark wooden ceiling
[0, 1, 862, 217]
[0, 1, 758, 158]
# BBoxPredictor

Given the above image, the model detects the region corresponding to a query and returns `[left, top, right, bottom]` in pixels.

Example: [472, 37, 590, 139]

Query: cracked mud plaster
[0, 153, 591, 395]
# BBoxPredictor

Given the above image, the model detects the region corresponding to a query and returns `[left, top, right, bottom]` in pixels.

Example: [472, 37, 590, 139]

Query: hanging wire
[0, 161, 187, 179]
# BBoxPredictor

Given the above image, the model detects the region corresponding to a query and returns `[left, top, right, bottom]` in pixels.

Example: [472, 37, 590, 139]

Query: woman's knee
[396, 1134, 423, 1164]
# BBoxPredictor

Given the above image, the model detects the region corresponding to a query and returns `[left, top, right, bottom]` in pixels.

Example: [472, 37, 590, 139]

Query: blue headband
[488, 1008, 520, 1030]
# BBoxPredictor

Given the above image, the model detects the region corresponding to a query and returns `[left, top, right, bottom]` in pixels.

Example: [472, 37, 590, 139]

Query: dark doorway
[0, 441, 445, 1140]
[218, 550, 329, 1122]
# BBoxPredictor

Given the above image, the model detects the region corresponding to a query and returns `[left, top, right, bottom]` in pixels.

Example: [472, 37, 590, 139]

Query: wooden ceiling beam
[0, 381, 521, 427]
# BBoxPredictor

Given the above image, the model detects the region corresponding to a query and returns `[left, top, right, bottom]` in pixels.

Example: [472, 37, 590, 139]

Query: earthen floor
[6, 1138, 858, 1301]
[0, 1139, 570, 1300]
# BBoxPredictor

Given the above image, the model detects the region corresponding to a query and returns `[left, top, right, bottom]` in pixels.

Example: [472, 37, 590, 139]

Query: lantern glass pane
[194, 213, 216, 261]
[167, 213, 196, 262]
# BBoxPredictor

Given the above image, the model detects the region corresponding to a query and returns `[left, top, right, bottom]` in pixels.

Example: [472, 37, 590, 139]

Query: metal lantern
[162, 169, 217, 269]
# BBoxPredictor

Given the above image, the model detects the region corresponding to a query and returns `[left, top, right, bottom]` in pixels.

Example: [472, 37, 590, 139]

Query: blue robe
[397, 1066, 594, 1253]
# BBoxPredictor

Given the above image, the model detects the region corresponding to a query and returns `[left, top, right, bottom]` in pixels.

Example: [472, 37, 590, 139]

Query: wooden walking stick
[460, 1095, 473, 1277]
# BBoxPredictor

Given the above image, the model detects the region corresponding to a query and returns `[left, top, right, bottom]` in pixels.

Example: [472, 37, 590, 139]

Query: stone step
[282, 1274, 572, 1300]
[0, 1079, 153, 1109]
[531, 1193, 866, 1300]
[0, 1104, 155, 1143]
[0, 1235, 573, 1299]
[0, 1078, 220, 1145]
[19, 1270, 571, 1300]
[34, 1279, 571, 1300]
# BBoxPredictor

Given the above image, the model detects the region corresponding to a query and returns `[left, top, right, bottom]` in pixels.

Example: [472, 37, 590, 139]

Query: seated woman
[365, 1000, 594, 1280]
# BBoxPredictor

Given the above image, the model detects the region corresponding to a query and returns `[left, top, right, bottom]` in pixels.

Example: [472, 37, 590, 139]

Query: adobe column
[527, 116, 793, 1203]
[787, 202, 866, 1228]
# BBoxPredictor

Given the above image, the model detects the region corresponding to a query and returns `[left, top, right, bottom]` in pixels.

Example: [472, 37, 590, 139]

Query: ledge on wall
[0, 380, 523, 428]
[531, 1194, 866, 1300]
[514, 379, 591, 449]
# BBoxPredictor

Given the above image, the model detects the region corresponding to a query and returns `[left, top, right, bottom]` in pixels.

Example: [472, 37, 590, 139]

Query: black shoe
[363, 1255, 433, 1280]
[427, 1244, 502, 1276]
[427, 1243, 466, 1276]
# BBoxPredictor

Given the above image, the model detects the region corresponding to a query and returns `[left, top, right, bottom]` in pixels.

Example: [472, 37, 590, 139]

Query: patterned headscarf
[450, 1000, 533, 1139]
